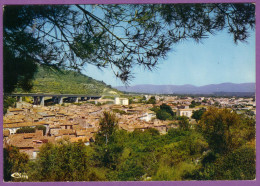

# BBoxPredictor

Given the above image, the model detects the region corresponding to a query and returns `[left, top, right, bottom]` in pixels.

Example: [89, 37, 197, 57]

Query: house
[153, 125, 167, 133]
[177, 108, 198, 118]
[58, 129, 76, 136]
[139, 111, 156, 122]
[3, 122, 42, 135]
[60, 123, 73, 130]
[115, 97, 129, 105]
[70, 137, 90, 146]
[6, 130, 55, 159]
[49, 125, 61, 136]
[133, 124, 150, 132]
[85, 127, 99, 134]
[168, 122, 179, 129]
[126, 108, 142, 114]
[6, 108, 24, 116]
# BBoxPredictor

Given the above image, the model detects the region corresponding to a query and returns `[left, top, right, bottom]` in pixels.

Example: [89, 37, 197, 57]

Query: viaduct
[6, 93, 102, 106]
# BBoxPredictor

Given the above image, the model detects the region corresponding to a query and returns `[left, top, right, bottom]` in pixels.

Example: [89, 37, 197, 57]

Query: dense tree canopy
[4, 146, 29, 181]
[3, 3, 255, 92]
[198, 107, 255, 154]
[191, 107, 206, 122]
[151, 103, 176, 120]
[29, 141, 104, 181]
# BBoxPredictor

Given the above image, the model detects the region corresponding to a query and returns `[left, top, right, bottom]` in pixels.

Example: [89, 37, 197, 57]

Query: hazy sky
[82, 29, 255, 87]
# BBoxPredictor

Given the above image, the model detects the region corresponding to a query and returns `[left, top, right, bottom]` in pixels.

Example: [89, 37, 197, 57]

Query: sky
[82, 29, 255, 87]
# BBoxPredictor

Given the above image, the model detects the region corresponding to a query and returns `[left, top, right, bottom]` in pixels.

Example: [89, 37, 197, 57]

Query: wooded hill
[14, 66, 121, 96]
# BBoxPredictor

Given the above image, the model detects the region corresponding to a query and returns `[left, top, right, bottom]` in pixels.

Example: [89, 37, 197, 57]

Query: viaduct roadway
[5, 93, 102, 106]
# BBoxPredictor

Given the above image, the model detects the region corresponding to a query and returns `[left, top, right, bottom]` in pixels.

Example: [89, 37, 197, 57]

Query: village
[3, 95, 256, 160]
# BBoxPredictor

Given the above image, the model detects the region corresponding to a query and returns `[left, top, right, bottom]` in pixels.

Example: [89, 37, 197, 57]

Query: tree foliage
[156, 110, 172, 121]
[29, 141, 104, 181]
[16, 127, 36, 134]
[178, 116, 190, 131]
[35, 125, 47, 135]
[184, 145, 255, 180]
[4, 146, 29, 181]
[189, 100, 201, 108]
[96, 111, 118, 145]
[3, 96, 16, 114]
[13, 66, 120, 95]
[147, 96, 156, 104]
[192, 107, 206, 122]
[198, 107, 255, 154]
[5, 120, 255, 181]
[160, 103, 175, 116]
[213, 145, 255, 180]
[152, 103, 176, 120]
[4, 105, 255, 181]
[4, 3, 255, 92]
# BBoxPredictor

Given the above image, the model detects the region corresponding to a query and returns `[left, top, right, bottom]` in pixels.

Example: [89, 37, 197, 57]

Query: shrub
[35, 125, 47, 135]
[16, 127, 35, 134]
[147, 96, 156, 104]
[4, 96, 16, 114]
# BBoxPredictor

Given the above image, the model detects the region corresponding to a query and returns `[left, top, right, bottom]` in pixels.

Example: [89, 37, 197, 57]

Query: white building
[177, 108, 199, 118]
[139, 112, 156, 122]
[114, 97, 129, 105]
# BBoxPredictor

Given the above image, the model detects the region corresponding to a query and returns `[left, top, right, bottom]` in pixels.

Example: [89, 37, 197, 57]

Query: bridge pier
[17, 96, 22, 102]
[58, 97, 63, 105]
[68, 97, 78, 103]
[40, 96, 45, 106]
[33, 96, 38, 105]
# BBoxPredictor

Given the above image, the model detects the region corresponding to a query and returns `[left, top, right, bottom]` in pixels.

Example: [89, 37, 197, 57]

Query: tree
[3, 96, 16, 114]
[160, 103, 175, 116]
[189, 100, 196, 108]
[199, 107, 241, 154]
[152, 103, 175, 120]
[213, 145, 255, 180]
[4, 3, 255, 93]
[245, 110, 255, 116]
[179, 116, 190, 131]
[147, 96, 156, 104]
[191, 108, 206, 122]
[4, 146, 29, 181]
[190, 100, 201, 108]
[184, 145, 256, 180]
[214, 101, 220, 107]
[97, 111, 118, 145]
[35, 125, 47, 135]
[16, 127, 36, 134]
[240, 115, 256, 142]
[31, 141, 97, 181]
[156, 110, 172, 121]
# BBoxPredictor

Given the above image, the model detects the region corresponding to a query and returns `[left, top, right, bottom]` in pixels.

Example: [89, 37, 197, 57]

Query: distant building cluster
[3, 95, 255, 159]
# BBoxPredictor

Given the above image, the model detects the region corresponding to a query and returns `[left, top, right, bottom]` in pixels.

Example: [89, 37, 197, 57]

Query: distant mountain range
[115, 83, 255, 95]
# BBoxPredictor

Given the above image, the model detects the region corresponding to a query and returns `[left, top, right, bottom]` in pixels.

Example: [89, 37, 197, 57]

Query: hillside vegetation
[14, 66, 121, 95]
